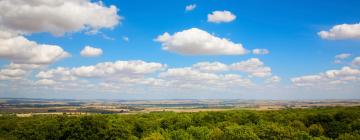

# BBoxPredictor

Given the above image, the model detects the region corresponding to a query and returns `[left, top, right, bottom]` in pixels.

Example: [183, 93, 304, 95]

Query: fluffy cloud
[207, 11, 236, 23]
[6, 63, 43, 70]
[31, 58, 277, 91]
[252, 49, 270, 55]
[230, 58, 272, 77]
[191, 58, 272, 77]
[185, 4, 196, 11]
[37, 60, 166, 80]
[0, 63, 45, 81]
[72, 61, 165, 78]
[352, 57, 360, 66]
[36, 67, 76, 81]
[0, 0, 121, 36]
[35, 79, 57, 86]
[318, 23, 360, 40]
[0, 67, 27, 80]
[159, 68, 252, 88]
[334, 53, 351, 64]
[291, 66, 360, 86]
[80, 46, 103, 57]
[155, 28, 247, 55]
[192, 62, 228, 72]
[0, 34, 70, 65]
[265, 76, 281, 84]
[335, 53, 351, 59]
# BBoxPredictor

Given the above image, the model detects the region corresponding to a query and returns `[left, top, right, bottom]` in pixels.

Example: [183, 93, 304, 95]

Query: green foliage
[223, 124, 260, 140]
[337, 132, 360, 140]
[309, 124, 325, 137]
[186, 126, 210, 140]
[142, 132, 166, 140]
[0, 107, 360, 140]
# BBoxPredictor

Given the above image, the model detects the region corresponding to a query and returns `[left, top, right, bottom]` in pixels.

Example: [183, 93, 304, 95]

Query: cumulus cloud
[185, 4, 196, 11]
[0, 67, 27, 80]
[30, 58, 277, 91]
[335, 53, 352, 59]
[159, 68, 252, 88]
[318, 23, 360, 40]
[352, 57, 360, 67]
[0, 34, 70, 65]
[155, 28, 247, 55]
[80, 46, 103, 57]
[35, 79, 57, 86]
[72, 61, 165, 78]
[265, 76, 281, 84]
[252, 49, 270, 55]
[36, 67, 77, 81]
[0, 0, 121, 36]
[191, 58, 272, 77]
[291, 66, 360, 86]
[0, 62, 46, 81]
[192, 62, 228, 72]
[334, 53, 351, 64]
[230, 58, 272, 77]
[207, 10, 236, 23]
[37, 60, 165, 80]
[6, 63, 43, 70]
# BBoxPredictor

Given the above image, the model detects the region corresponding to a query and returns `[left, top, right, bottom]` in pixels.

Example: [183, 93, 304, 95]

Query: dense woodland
[1, 107, 360, 140]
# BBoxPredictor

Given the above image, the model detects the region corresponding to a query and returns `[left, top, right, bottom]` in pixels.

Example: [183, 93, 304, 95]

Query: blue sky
[0, 0, 360, 99]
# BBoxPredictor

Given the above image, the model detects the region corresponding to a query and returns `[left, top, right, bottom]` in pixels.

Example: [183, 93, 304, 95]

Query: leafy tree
[208, 127, 224, 140]
[308, 124, 325, 137]
[187, 126, 210, 140]
[170, 129, 192, 140]
[223, 125, 260, 140]
[337, 133, 360, 140]
[142, 132, 166, 140]
[290, 120, 307, 131]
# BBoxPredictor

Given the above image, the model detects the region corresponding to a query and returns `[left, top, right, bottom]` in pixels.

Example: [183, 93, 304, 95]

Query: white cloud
[36, 67, 76, 81]
[155, 28, 247, 55]
[80, 46, 103, 57]
[352, 57, 360, 67]
[185, 4, 196, 11]
[265, 76, 281, 84]
[192, 58, 273, 77]
[72, 60, 165, 78]
[0, 34, 70, 65]
[192, 62, 228, 72]
[318, 23, 360, 40]
[0, 63, 46, 81]
[37, 60, 166, 80]
[291, 66, 360, 86]
[335, 53, 351, 59]
[334, 53, 351, 64]
[0, 68, 27, 80]
[0, 0, 121, 36]
[31, 59, 276, 91]
[252, 49, 270, 55]
[159, 68, 252, 88]
[6, 63, 43, 70]
[35, 79, 57, 86]
[207, 10, 236, 23]
[230, 58, 272, 77]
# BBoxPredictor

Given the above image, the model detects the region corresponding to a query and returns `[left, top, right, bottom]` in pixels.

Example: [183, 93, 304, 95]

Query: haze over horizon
[0, 0, 360, 100]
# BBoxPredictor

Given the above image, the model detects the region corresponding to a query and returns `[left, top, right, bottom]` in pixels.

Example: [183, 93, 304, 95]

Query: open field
[1, 106, 360, 139]
[1, 98, 360, 116]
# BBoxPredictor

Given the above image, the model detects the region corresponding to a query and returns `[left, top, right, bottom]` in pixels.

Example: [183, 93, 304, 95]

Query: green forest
[1, 107, 360, 140]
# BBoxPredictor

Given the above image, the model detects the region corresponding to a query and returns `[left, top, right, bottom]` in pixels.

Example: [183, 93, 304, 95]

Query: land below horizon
[1, 98, 360, 116]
